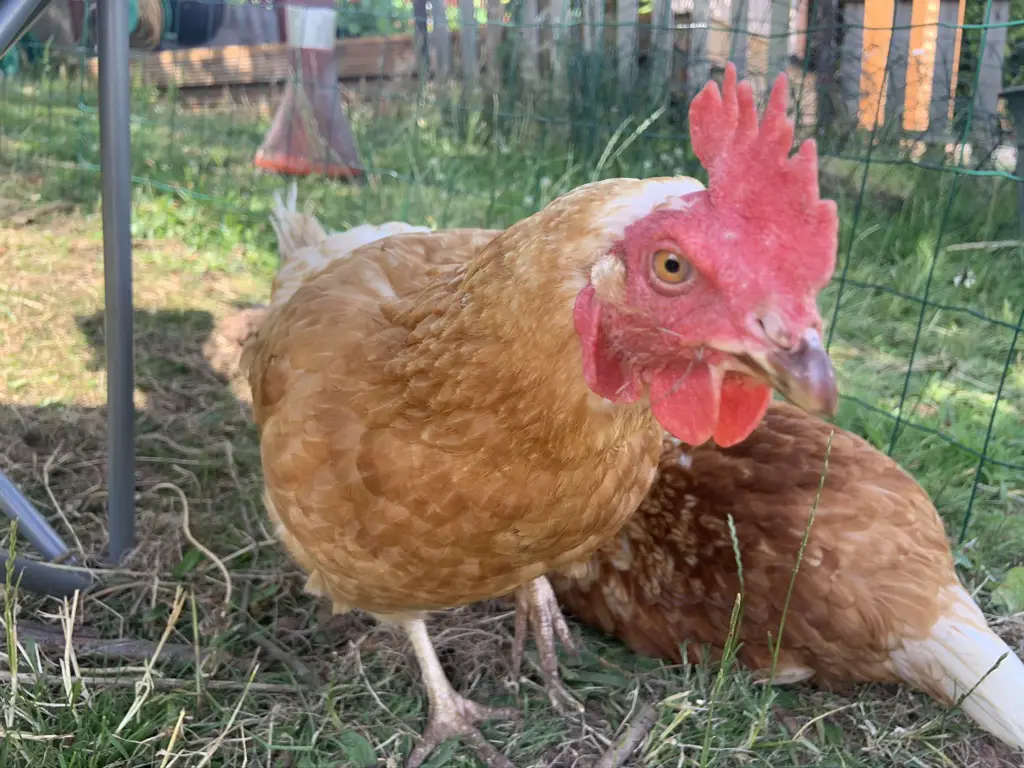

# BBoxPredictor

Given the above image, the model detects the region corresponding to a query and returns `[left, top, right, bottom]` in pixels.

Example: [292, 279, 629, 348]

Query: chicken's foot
[509, 576, 585, 715]
[403, 619, 520, 768]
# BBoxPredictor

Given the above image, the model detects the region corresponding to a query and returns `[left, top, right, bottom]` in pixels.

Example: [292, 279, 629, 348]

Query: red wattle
[713, 374, 772, 446]
[649, 363, 721, 446]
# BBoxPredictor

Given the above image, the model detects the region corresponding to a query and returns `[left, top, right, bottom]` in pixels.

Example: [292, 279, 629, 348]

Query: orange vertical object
[255, 0, 364, 179]
[901, 0, 964, 133]
[793, 0, 810, 61]
[859, 0, 896, 129]
[904, 0, 941, 132]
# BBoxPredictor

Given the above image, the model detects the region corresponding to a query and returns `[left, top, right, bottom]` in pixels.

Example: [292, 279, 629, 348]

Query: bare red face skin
[573, 64, 838, 447]
[574, 266, 777, 447]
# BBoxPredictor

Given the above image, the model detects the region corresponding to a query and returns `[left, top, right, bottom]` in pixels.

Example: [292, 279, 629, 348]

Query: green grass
[0, 67, 1022, 767]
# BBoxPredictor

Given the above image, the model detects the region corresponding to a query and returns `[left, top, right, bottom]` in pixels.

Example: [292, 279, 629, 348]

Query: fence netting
[1, 0, 1021, 552]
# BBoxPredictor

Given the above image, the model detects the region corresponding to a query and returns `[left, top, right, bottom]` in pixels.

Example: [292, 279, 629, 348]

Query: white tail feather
[890, 584, 1024, 750]
[267, 182, 430, 309]
[269, 182, 328, 261]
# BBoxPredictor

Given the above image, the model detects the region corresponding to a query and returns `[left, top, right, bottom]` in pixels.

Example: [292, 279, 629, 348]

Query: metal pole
[0, 0, 50, 59]
[0, 552, 95, 597]
[0, 0, 95, 599]
[0, 471, 69, 561]
[97, 0, 136, 564]
[0, 470, 92, 596]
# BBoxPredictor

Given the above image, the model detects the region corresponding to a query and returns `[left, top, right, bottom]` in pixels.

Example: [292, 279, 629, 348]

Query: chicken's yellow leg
[509, 576, 585, 715]
[403, 619, 520, 768]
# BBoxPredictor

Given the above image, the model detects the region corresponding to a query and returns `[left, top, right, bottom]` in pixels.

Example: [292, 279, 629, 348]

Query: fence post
[651, 0, 674, 101]
[860, 0, 898, 130]
[485, 0, 502, 88]
[459, 0, 479, 88]
[973, 0, 1010, 151]
[550, 0, 568, 96]
[812, 0, 838, 132]
[729, 0, 748, 78]
[617, 0, 638, 91]
[768, 0, 789, 82]
[521, 0, 540, 86]
[926, 0, 961, 140]
[432, 0, 452, 82]
[839, 1, 863, 124]
[687, 0, 710, 98]
[582, 0, 604, 53]
[790, 0, 808, 61]
[413, 0, 429, 78]
[885, 0, 912, 129]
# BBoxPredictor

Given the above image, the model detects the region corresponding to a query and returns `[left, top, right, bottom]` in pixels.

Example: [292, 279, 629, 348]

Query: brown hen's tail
[267, 181, 430, 310]
[267, 182, 332, 309]
[891, 583, 1024, 750]
[234, 184, 430, 380]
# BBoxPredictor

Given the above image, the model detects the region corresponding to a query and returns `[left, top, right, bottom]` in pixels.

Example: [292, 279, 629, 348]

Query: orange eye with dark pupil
[652, 250, 691, 285]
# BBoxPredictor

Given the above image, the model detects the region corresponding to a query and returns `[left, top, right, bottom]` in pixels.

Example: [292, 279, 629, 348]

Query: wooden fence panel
[650, 0, 674, 100]
[927, 0, 961, 137]
[521, 0, 540, 85]
[688, 0, 710, 97]
[486, 0, 503, 88]
[617, 0, 639, 90]
[431, 0, 452, 82]
[729, 0, 748, 78]
[839, 2, 864, 122]
[973, 0, 1010, 147]
[768, 0, 789, 80]
[885, 1, 913, 128]
[583, 0, 604, 53]
[459, 0, 479, 87]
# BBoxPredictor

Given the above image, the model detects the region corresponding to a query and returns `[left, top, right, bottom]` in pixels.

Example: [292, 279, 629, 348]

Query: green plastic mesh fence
[1, 0, 1021, 564]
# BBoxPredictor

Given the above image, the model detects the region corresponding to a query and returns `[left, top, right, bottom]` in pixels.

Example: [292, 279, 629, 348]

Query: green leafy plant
[337, 0, 415, 38]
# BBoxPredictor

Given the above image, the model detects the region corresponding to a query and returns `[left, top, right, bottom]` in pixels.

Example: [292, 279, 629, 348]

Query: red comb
[688, 63, 838, 282]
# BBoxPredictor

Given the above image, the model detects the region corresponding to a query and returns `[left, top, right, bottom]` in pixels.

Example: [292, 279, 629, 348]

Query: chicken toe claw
[510, 576, 585, 716]
[542, 675, 585, 716]
[406, 695, 520, 768]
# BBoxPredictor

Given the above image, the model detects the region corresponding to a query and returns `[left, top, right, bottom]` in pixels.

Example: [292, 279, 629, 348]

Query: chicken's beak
[744, 330, 839, 417]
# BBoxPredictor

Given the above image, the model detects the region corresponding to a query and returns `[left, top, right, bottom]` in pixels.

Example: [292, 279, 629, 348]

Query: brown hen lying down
[550, 402, 1024, 750]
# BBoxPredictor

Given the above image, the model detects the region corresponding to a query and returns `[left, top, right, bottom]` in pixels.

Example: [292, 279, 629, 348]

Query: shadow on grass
[0, 306, 577, 765]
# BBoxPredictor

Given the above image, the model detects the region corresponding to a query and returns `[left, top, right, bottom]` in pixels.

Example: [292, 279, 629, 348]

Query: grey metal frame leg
[0, 0, 51, 58]
[0, 0, 136, 595]
[0, 471, 73, 562]
[98, 0, 137, 564]
[0, 551, 95, 596]
[0, 472, 93, 596]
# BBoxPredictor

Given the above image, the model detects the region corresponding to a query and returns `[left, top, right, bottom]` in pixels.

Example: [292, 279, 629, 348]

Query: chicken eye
[651, 250, 692, 287]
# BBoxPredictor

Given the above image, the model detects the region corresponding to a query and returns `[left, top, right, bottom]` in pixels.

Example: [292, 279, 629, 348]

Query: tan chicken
[550, 402, 1024, 751]
[241, 65, 841, 766]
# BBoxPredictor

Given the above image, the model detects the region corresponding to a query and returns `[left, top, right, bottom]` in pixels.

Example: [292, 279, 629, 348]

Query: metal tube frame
[97, 0, 136, 564]
[0, 0, 135, 597]
[0, 0, 50, 59]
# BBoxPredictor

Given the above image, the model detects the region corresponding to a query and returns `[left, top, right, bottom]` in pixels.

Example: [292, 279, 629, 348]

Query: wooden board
[84, 34, 429, 89]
